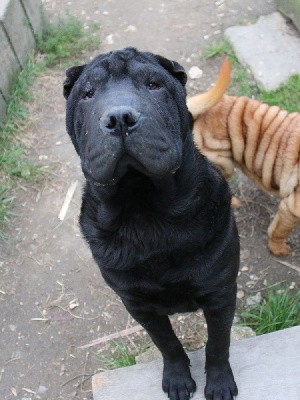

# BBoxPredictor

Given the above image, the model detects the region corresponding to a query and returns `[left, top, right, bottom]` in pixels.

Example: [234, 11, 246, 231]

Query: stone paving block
[0, 91, 7, 123]
[276, 0, 300, 31]
[0, 24, 20, 100]
[225, 12, 300, 91]
[93, 326, 300, 400]
[21, 0, 44, 35]
[0, 0, 35, 66]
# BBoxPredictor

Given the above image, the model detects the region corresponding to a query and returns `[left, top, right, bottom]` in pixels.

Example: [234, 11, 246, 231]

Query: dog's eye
[148, 82, 161, 90]
[83, 89, 95, 99]
[83, 82, 95, 100]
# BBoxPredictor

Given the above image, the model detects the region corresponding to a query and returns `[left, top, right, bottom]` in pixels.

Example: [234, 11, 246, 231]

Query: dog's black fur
[64, 47, 240, 400]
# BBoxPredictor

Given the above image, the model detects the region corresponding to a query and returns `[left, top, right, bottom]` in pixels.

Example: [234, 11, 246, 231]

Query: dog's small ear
[155, 54, 187, 86]
[63, 65, 86, 99]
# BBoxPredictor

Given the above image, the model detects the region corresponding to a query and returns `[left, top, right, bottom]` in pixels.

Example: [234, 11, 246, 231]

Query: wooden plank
[93, 326, 300, 400]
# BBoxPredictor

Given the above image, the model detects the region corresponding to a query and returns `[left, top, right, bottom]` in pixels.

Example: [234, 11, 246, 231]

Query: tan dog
[187, 60, 300, 256]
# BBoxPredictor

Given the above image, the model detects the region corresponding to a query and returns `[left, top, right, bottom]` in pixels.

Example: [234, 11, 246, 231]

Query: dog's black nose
[100, 106, 141, 136]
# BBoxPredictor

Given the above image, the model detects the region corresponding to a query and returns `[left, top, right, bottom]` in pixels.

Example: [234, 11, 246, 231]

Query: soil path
[1, 1, 299, 399]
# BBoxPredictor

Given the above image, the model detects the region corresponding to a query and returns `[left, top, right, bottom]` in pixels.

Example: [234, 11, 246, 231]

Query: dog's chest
[96, 237, 205, 313]
[103, 255, 202, 314]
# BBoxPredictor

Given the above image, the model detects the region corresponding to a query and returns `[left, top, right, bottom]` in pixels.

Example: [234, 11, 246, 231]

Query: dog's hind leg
[267, 188, 300, 256]
[122, 303, 196, 400]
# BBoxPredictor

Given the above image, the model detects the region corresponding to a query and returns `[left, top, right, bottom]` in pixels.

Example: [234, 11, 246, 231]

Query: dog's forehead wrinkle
[102, 50, 141, 78]
[81, 49, 174, 90]
[104, 50, 158, 76]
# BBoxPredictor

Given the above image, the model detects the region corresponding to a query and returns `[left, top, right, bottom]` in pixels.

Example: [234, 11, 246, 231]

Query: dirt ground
[0, 0, 299, 399]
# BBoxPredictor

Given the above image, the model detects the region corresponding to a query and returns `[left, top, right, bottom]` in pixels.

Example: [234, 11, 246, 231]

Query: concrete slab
[93, 326, 300, 400]
[0, 0, 35, 66]
[0, 24, 20, 100]
[225, 12, 300, 91]
[276, 0, 300, 31]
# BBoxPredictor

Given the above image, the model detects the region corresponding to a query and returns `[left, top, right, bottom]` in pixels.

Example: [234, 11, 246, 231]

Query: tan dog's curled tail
[187, 58, 231, 118]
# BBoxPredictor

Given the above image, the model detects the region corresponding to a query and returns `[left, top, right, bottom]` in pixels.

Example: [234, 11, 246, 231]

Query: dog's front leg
[203, 289, 238, 400]
[123, 301, 196, 400]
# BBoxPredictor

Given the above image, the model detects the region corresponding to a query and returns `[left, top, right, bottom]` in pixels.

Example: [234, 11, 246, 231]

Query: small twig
[260, 265, 272, 275]
[58, 180, 78, 221]
[22, 388, 36, 395]
[79, 325, 144, 349]
[246, 199, 274, 215]
[30, 318, 49, 322]
[75, 250, 90, 267]
[124, 315, 139, 350]
[27, 256, 44, 266]
[79, 376, 93, 393]
[80, 352, 90, 392]
[273, 259, 300, 275]
[5, 357, 21, 365]
[49, 281, 66, 306]
[62, 374, 93, 387]
[250, 266, 271, 289]
[50, 304, 101, 321]
[250, 280, 286, 293]
[237, 180, 249, 208]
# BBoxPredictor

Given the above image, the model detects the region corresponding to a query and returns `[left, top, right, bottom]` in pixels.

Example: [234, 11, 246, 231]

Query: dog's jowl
[64, 47, 240, 400]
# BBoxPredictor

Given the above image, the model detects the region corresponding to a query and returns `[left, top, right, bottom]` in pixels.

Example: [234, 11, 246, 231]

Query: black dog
[64, 47, 240, 400]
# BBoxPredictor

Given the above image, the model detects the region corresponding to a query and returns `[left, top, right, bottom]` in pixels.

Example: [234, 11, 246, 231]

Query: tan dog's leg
[267, 189, 300, 256]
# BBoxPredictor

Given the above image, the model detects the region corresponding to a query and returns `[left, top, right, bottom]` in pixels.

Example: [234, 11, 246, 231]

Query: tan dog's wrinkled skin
[188, 60, 300, 256]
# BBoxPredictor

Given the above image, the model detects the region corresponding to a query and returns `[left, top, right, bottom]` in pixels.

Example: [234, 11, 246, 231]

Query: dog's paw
[162, 360, 196, 400]
[231, 196, 241, 208]
[268, 239, 291, 256]
[205, 364, 238, 400]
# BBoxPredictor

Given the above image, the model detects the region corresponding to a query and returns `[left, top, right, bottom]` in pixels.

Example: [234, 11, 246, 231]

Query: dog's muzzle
[100, 106, 141, 137]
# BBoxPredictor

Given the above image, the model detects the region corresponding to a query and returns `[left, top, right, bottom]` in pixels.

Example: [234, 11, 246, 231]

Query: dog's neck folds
[86, 135, 204, 219]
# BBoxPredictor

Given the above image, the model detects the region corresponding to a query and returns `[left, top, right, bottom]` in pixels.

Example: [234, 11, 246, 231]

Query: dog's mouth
[83, 152, 180, 187]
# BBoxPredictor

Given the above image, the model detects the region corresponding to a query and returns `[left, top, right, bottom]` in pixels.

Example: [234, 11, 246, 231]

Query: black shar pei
[63, 47, 240, 400]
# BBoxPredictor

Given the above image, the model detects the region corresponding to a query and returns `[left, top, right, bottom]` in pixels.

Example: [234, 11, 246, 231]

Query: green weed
[0, 54, 46, 186]
[203, 39, 233, 59]
[0, 52, 45, 236]
[241, 288, 300, 335]
[0, 53, 43, 139]
[259, 75, 300, 112]
[0, 185, 14, 240]
[36, 13, 100, 66]
[102, 342, 137, 369]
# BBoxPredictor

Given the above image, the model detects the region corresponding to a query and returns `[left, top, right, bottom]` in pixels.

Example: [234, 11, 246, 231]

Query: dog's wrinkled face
[64, 47, 189, 185]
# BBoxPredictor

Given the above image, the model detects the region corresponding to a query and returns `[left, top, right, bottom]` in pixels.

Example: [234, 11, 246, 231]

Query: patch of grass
[259, 75, 300, 112]
[0, 185, 14, 240]
[0, 54, 46, 188]
[0, 13, 100, 237]
[203, 39, 233, 59]
[36, 13, 100, 66]
[0, 53, 45, 232]
[102, 342, 137, 369]
[241, 287, 300, 335]
[0, 53, 44, 139]
[0, 145, 46, 181]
